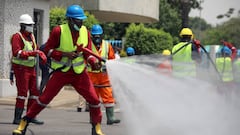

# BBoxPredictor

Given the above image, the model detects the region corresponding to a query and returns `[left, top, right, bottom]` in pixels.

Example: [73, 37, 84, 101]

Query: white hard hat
[19, 14, 35, 24]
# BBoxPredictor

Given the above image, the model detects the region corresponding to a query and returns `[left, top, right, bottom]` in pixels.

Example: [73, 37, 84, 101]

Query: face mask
[25, 25, 33, 33]
[93, 37, 102, 48]
[73, 24, 81, 31]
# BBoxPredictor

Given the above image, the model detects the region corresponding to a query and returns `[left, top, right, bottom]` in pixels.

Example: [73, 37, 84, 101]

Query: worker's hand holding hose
[36, 50, 47, 65]
[87, 56, 102, 71]
[21, 50, 47, 64]
[76, 44, 106, 63]
[62, 52, 79, 60]
[193, 39, 201, 49]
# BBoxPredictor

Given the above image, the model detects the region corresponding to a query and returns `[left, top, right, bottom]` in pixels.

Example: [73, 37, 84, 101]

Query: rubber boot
[13, 108, 24, 125]
[85, 102, 90, 112]
[12, 116, 30, 135]
[106, 107, 120, 125]
[30, 118, 44, 125]
[92, 123, 105, 135]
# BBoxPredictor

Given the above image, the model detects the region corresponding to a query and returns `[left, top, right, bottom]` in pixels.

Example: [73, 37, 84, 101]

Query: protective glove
[76, 44, 84, 52]
[20, 50, 38, 57]
[193, 39, 201, 48]
[36, 50, 47, 65]
[62, 52, 78, 60]
[87, 56, 102, 71]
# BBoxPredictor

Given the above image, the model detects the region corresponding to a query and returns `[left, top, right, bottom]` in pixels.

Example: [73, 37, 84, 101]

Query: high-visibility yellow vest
[51, 24, 88, 74]
[233, 59, 240, 82]
[172, 42, 196, 77]
[216, 57, 233, 82]
[12, 32, 37, 67]
[88, 40, 109, 73]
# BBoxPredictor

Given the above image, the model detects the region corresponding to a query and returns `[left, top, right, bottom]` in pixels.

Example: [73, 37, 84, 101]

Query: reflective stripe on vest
[12, 32, 36, 67]
[216, 57, 233, 82]
[88, 40, 109, 73]
[172, 42, 196, 77]
[51, 24, 88, 74]
[233, 59, 240, 82]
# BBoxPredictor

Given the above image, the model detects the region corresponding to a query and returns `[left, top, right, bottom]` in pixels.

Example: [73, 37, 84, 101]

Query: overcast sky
[189, 0, 239, 26]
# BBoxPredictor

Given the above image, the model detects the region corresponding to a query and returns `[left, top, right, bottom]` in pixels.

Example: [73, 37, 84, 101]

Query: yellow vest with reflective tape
[216, 57, 233, 82]
[233, 59, 240, 82]
[172, 42, 196, 77]
[88, 40, 108, 73]
[51, 24, 88, 74]
[12, 32, 36, 67]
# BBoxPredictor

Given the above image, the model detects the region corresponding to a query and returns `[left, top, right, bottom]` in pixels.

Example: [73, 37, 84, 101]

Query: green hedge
[125, 23, 173, 55]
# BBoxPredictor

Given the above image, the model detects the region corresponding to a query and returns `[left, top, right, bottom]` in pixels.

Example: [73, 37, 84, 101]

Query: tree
[167, 0, 201, 28]
[217, 8, 235, 19]
[145, 0, 181, 41]
[201, 17, 240, 48]
[189, 17, 212, 40]
[100, 22, 129, 40]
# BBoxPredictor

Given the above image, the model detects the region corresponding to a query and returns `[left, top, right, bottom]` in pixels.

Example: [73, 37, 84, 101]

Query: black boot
[30, 118, 44, 125]
[106, 107, 121, 125]
[13, 108, 24, 125]
[92, 123, 105, 135]
[12, 116, 31, 135]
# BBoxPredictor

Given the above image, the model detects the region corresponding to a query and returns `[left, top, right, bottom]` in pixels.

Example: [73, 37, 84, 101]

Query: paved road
[0, 104, 125, 135]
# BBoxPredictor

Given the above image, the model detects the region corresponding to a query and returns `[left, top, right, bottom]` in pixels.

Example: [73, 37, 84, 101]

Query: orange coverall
[87, 40, 116, 107]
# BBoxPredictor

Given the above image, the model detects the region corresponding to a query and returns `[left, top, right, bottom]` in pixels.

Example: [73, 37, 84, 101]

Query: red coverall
[11, 31, 40, 112]
[158, 59, 172, 75]
[87, 41, 116, 106]
[25, 26, 102, 124]
[221, 41, 237, 60]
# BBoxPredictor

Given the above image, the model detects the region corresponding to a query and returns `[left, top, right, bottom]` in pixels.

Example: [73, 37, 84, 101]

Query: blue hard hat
[91, 24, 103, 35]
[126, 47, 135, 56]
[66, 5, 87, 20]
[221, 46, 232, 55]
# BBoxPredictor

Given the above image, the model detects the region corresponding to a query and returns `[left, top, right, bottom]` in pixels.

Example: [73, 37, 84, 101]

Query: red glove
[193, 39, 201, 48]
[36, 50, 47, 65]
[76, 44, 84, 52]
[87, 56, 102, 71]
[20, 51, 38, 57]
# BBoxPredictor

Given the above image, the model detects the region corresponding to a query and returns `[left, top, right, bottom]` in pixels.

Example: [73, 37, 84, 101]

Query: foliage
[189, 17, 212, 31]
[217, 8, 236, 19]
[50, 7, 98, 31]
[167, 0, 201, 27]
[84, 12, 99, 29]
[201, 17, 240, 48]
[100, 23, 129, 40]
[145, 0, 181, 41]
[125, 23, 173, 55]
[50, 7, 67, 31]
[189, 17, 212, 40]
[119, 50, 127, 57]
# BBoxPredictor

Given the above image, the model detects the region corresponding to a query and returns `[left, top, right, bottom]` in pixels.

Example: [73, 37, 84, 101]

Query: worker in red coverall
[221, 40, 237, 61]
[13, 5, 105, 135]
[87, 24, 120, 125]
[158, 49, 172, 75]
[11, 14, 46, 125]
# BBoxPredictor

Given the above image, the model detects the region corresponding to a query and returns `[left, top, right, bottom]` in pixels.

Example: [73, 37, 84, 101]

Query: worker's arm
[192, 39, 202, 63]
[221, 40, 237, 60]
